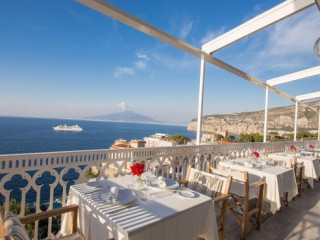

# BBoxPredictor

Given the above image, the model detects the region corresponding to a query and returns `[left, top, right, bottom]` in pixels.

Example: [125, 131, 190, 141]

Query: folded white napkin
[158, 180, 166, 188]
[109, 186, 119, 200]
[157, 177, 166, 188]
[244, 161, 253, 167]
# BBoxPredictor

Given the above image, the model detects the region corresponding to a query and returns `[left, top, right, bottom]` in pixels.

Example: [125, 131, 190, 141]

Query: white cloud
[114, 52, 152, 77]
[151, 51, 198, 70]
[134, 60, 148, 70]
[179, 21, 193, 39]
[261, 7, 320, 57]
[134, 52, 150, 70]
[137, 53, 149, 60]
[200, 27, 226, 45]
[114, 67, 135, 78]
[118, 102, 129, 110]
[225, 6, 320, 76]
[242, 4, 264, 22]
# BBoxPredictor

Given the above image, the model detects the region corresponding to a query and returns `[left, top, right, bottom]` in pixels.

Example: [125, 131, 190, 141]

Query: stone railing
[0, 140, 318, 239]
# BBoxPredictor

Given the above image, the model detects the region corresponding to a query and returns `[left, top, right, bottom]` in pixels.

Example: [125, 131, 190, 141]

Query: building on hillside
[144, 133, 175, 147]
[201, 130, 229, 142]
[110, 139, 146, 149]
[94, 139, 146, 177]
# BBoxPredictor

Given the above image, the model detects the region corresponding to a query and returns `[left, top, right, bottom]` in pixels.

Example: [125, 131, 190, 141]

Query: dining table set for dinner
[218, 158, 298, 214]
[268, 150, 320, 188]
[61, 172, 218, 240]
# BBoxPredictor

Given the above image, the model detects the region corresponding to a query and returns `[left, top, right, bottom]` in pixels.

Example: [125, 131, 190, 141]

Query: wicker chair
[0, 205, 83, 240]
[179, 164, 232, 240]
[213, 164, 265, 240]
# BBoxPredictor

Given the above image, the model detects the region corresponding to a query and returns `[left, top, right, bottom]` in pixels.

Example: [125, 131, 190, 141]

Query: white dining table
[268, 153, 320, 188]
[300, 149, 320, 157]
[61, 175, 218, 240]
[218, 159, 298, 214]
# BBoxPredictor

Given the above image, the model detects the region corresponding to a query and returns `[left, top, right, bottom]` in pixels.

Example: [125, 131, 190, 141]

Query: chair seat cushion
[4, 211, 30, 240]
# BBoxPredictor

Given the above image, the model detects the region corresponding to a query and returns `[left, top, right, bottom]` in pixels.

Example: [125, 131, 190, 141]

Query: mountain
[187, 100, 320, 134]
[90, 110, 161, 124]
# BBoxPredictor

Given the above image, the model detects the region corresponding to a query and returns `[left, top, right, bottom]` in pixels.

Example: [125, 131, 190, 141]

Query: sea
[0, 116, 196, 207]
[0, 116, 196, 155]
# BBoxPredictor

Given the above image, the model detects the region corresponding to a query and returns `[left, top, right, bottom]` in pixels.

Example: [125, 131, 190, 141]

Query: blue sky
[0, 0, 319, 125]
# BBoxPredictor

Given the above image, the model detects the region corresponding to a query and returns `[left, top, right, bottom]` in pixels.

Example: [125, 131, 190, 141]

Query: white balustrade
[0, 140, 319, 239]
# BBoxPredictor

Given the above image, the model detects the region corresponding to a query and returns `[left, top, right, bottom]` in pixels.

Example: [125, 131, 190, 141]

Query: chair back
[266, 156, 296, 168]
[213, 163, 265, 240]
[0, 209, 4, 238]
[215, 165, 260, 199]
[1, 211, 30, 240]
[187, 167, 230, 198]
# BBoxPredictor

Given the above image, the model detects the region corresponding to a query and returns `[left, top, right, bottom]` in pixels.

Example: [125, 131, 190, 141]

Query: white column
[196, 58, 206, 145]
[263, 87, 269, 142]
[294, 101, 298, 141]
[318, 112, 320, 141]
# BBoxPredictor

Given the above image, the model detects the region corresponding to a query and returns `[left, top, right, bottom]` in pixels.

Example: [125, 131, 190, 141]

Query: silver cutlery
[82, 185, 107, 195]
[107, 203, 139, 215]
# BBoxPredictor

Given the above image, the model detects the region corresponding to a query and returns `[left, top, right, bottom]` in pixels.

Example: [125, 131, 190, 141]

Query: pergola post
[294, 101, 299, 141]
[196, 58, 206, 145]
[318, 112, 320, 141]
[263, 87, 269, 142]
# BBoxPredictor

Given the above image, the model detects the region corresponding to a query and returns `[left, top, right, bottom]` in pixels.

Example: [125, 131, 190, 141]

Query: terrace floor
[225, 180, 320, 240]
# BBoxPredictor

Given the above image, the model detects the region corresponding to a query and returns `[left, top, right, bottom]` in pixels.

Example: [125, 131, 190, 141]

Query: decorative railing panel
[0, 140, 318, 239]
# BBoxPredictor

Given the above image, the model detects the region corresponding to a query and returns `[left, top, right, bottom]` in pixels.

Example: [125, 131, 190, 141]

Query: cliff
[187, 101, 320, 134]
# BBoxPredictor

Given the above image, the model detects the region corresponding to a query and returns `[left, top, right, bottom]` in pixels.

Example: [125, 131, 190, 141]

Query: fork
[107, 203, 139, 215]
[82, 185, 107, 195]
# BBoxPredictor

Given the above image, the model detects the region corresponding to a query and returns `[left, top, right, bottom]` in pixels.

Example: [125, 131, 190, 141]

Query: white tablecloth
[61, 176, 218, 240]
[268, 153, 320, 188]
[300, 149, 320, 157]
[219, 159, 298, 214]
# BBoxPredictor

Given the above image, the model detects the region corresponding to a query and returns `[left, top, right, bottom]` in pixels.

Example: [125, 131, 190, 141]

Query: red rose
[252, 151, 260, 158]
[290, 146, 296, 151]
[130, 162, 145, 176]
[309, 144, 315, 149]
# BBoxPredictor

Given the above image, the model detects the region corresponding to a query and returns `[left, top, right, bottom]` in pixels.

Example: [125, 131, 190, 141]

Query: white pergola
[265, 68, 320, 142]
[75, 0, 320, 144]
[199, 0, 320, 144]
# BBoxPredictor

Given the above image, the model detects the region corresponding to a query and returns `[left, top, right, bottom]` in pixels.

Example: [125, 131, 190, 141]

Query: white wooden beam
[263, 87, 269, 142]
[316, 0, 320, 11]
[76, 0, 319, 115]
[196, 58, 206, 145]
[267, 66, 320, 86]
[296, 91, 320, 101]
[75, 1, 294, 101]
[202, 0, 315, 54]
[318, 112, 320, 141]
[294, 101, 298, 141]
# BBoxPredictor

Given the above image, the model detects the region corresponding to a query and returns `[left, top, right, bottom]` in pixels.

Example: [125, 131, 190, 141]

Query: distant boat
[53, 124, 83, 132]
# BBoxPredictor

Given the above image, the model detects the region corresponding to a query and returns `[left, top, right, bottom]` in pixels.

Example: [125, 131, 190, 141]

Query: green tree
[0, 199, 34, 238]
[227, 135, 236, 142]
[165, 135, 190, 145]
[238, 133, 263, 142]
[85, 170, 99, 179]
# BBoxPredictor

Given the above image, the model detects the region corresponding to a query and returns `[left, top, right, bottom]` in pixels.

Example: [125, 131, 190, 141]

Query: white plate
[96, 188, 136, 205]
[179, 190, 195, 198]
[266, 162, 276, 166]
[150, 178, 179, 190]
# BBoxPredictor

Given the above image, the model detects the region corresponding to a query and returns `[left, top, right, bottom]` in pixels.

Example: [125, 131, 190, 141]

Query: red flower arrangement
[289, 146, 297, 151]
[130, 162, 145, 176]
[252, 151, 260, 158]
[309, 144, 315, 149]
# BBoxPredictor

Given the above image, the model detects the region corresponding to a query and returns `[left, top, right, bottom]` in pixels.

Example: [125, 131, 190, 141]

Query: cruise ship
[53, 124, 83, 132]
